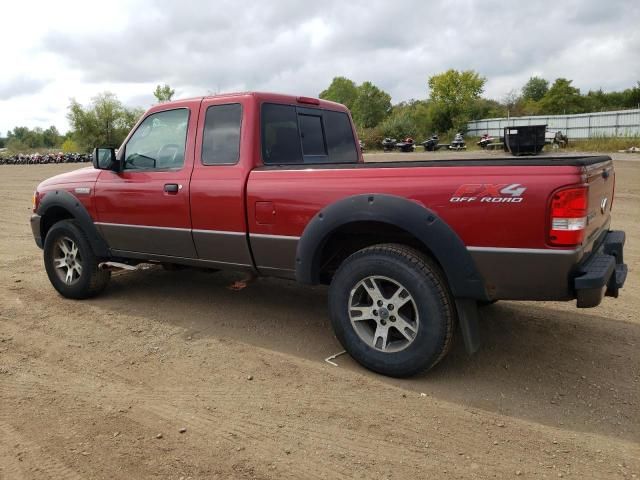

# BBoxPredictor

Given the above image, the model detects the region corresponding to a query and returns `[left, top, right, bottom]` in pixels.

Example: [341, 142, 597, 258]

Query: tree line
[0, 84, 175, 153]
[2, 125, 69, 152]
[1, 75, 638, 154]
[319, 73, 640, 147]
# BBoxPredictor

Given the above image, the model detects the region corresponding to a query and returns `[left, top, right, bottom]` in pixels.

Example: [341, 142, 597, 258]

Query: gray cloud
[122, 93, 157, 110]
[0, 77, 47, 100]
[32, 0, 640, 104]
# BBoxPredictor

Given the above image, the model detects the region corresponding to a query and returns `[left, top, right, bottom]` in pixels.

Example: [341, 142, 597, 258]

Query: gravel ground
[0, 153, 638, 479]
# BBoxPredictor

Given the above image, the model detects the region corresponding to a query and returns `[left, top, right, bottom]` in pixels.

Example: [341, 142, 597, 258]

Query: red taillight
[548, 186, 588, 246]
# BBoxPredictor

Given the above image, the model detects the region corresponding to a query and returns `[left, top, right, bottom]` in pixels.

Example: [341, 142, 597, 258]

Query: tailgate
[583, 159, 615, 249]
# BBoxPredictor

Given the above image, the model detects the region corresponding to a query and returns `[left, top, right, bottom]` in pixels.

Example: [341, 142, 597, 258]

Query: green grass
[566, 137, 640, 152]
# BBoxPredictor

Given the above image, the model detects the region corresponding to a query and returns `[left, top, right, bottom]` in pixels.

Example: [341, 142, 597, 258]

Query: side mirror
[92, 147, 116, 170]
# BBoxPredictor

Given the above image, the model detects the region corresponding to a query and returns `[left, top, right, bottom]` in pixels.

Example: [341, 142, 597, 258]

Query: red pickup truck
[31, 92, 627, 377]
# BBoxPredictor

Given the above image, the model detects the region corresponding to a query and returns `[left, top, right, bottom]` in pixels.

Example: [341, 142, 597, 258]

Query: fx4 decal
[450, 183, 527, 203]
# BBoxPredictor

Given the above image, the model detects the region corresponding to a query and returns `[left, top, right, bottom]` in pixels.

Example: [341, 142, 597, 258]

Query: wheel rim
[52, 236, 83, 285]
[348, 276, 419, 353]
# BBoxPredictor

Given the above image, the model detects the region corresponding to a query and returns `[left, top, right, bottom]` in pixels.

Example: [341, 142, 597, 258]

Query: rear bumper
[468, 229, 627, 305]
[31, 214, 43, 249]
[574, 230, 627, 308]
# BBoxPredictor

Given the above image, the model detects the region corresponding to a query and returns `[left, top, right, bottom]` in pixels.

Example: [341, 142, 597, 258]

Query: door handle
[164, 183, 180, 193]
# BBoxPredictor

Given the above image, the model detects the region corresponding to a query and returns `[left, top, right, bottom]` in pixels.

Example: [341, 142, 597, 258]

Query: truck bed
[256, 154, 612, 170]
[247, 154, 615, 301]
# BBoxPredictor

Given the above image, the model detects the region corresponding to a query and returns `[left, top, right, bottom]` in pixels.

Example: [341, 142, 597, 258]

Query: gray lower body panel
[96, 223, 197, 258]
[96, 222, 295, 276]
[468, 247, 581, 300]
[109, 250, 255, 272]
[192, 229, 253, 266]
[250, 234, 298, 278]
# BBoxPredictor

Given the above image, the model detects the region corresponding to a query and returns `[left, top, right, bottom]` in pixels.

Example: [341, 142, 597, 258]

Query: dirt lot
[1, 152, 638, 479]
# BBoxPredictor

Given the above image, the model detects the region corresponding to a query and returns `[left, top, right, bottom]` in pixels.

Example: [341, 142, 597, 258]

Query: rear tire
[328, 244, 456, 377]
[43, 219, 111, 299]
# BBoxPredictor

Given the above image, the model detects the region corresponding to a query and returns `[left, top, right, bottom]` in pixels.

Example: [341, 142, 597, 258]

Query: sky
[1, 0, 639, 135]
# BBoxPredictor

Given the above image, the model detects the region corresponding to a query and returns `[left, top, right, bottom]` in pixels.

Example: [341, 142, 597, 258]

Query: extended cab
[31, 92, 627, 377]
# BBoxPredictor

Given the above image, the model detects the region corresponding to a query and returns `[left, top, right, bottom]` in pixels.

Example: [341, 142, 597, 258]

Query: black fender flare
[36, 189, 110, 258]
[295, 193, 488, 301]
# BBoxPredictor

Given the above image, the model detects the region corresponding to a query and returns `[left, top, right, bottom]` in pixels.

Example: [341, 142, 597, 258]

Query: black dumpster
[503, 125, 546, 156]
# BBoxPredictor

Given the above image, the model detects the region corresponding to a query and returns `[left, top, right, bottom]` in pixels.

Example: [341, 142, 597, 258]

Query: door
[94, 105, 198, 258]
[189, 96, 254, 268]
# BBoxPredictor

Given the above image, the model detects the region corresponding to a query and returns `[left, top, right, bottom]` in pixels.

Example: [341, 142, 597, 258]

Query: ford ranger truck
[30, 92, 627, 377]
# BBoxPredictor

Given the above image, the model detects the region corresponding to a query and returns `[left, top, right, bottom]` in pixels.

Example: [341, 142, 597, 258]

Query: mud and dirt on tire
[43, 219, 110, 299]
[328, 243, 456, 377]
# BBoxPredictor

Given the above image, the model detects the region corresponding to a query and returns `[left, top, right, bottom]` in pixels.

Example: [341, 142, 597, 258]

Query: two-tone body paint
[34, 93, 359, 271]
[245, 162, 614, 297]
[32, 92, 615, 300]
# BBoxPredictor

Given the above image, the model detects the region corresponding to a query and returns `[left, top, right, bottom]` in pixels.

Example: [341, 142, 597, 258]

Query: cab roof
[156, 91, 349, 113]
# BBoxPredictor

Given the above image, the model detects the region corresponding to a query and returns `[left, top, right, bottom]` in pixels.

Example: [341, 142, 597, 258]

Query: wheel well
[41, 206, 73, 242]
[317, 221, 440, 284]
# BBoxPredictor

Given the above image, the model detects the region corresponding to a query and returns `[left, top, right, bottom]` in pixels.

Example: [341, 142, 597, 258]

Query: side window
[201, 103, 242, 165]
[324, 111, 358, 163]
[261, 103, 358, 165]
[123, 108, 189, 170]
[262, 104, 302, 164]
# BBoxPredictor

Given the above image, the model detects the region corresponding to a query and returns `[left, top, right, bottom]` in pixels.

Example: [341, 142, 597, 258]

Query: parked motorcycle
[0, 152, 90, 166]
[552, 131, 568, 149]
[420, 134, 440, 151]
[477, 133, 494, 149]
[381, 137, 397, 152]
[395, 137, 415, 153]
[449, 132, 466, 150]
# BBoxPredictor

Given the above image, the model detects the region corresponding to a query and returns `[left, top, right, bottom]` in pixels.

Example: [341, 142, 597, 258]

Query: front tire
[43, 219, 111, 299]
[328, 244, 456, 377]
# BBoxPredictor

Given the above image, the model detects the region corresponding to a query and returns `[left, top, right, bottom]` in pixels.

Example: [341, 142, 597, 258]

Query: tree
[502, 89, 523, 117]
[468, 98, 505, 122]
[378, 100, 432, 139]
[537, 78, 585, 114]
[624, 81, 640, 108]
[67, 92, 143, 150]
[521, 77, 549, 102]
[153, 84, 175, 103]
[6, 126, 47, 149]
[43, 126, 61, 148]
[351, 81, 392, 129]
[61, 138, 80, 153]
[319, 77, 359, 110]
[7, 126, 30, 143]
[427, 69, 486, 132]
[319, 77, 392, 129]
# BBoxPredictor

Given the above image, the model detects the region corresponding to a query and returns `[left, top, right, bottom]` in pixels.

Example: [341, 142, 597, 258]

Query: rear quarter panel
[247, 163, 585, 249]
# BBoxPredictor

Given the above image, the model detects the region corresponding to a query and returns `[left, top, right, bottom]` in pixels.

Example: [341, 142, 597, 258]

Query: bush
[378, 111, 420, 140]
[61, 138, 81, 153]
[357, 127, 385, 151]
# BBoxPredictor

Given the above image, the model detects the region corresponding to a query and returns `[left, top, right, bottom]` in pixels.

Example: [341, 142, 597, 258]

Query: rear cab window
[261, 103, 358, 165]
